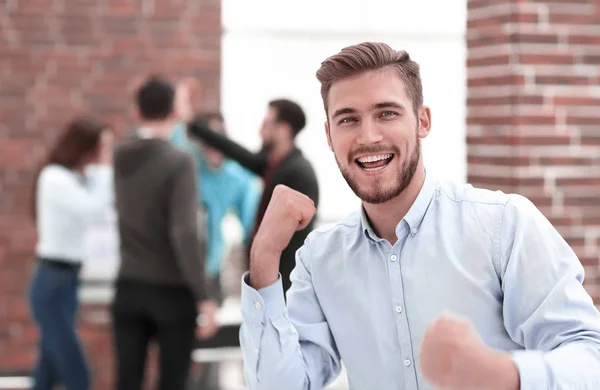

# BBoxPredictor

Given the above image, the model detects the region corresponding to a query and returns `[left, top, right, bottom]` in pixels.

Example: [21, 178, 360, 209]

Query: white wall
[221, 0, 468, 223]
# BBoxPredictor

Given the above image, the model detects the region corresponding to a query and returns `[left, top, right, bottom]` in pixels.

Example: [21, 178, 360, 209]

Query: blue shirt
[171, 124, 260, 278]
[240, 172, 600, 390]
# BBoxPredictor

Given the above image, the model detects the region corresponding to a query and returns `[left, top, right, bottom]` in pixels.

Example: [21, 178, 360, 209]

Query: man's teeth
[357, 154, 393, 163]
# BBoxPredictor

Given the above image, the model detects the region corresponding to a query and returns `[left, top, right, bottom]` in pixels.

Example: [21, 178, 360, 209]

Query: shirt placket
[387, 223, 419, 389]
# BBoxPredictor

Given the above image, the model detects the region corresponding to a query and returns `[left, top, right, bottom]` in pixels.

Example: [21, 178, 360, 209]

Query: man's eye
[340, 117, 356, 124]
[380, 111, 397, 118]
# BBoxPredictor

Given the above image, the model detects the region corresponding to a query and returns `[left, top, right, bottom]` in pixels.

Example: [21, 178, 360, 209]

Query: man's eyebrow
[372, 102, 406, 112]
[331, 107, 357, 120]
[331, 102, 406, 119]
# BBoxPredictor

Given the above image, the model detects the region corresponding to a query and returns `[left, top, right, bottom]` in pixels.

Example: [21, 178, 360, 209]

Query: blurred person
[111, 75, 218, 390]
[170, 112, 260, 304]
[180, 82, 319, 295]
[170, 113, 260, 390]
[239, 42, 600, 390]
[28, 117, 114, 390]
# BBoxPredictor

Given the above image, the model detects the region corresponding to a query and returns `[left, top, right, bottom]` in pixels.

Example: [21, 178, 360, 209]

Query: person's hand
[97, 131, 114, 165]
[196, 299, 219, 340]
[175, 77, 201, 122]
[419, 312, 520, 390]
[253, 185, 316, 254]
[249, 185, 316, 289]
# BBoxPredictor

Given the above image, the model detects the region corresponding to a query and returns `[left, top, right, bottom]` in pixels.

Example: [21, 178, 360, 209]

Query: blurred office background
[1, 0, 599, 389]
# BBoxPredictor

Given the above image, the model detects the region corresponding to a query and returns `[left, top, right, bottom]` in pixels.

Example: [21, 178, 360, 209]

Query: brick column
[467, 0, 600, 303]
[0, 1, 221, 388]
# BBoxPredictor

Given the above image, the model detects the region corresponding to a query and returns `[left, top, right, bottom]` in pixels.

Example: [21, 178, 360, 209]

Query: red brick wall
[0, 1, 221, 388]
[467, 0, 600, 303]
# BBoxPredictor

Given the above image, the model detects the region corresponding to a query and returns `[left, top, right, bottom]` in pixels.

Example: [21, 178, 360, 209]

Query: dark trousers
[28, 259, 89, 390]
[111, 280, 197, 390]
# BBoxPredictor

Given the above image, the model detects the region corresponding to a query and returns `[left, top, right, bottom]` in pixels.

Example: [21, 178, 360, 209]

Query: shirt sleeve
[43, 164, 114, 221]
[168, 155, 208, 302]
[500, 195, 600, 390]
[187, 117, 268, 176]
[239, 237, 342, 390]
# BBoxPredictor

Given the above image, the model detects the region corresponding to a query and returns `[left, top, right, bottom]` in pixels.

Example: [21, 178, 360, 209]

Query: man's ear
[279, 122, 295, 143]
[417, 106, 432, 139]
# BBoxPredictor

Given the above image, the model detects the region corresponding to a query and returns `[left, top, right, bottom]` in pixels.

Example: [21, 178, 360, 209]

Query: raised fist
[175, 77, 202, 122]
[252, 185, 316, 256]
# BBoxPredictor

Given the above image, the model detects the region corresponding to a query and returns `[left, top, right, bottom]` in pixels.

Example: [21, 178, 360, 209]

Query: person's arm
[171, 121, 206, 160]
[170, 122, 188, 148]
[240, 238, 342, 390]
[44, 165, 114, 221]
[168, 155, 208, 302]
[501, 195, 600, 389]
[187, 118, 268, 176]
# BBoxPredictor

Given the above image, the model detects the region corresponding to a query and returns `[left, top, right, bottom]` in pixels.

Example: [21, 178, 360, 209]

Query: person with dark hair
[171, 112, 259, 302]
[170, 112, 260, 389]
[28, 116, 114, 390]
[239, 42, 600, 390]
[111, 75, 218, 390]
[179, 80, 319, 295]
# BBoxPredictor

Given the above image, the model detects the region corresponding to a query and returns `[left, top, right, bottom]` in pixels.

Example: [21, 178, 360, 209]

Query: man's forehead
[328, 72, 410, 113]
[264, 107, 278, 121]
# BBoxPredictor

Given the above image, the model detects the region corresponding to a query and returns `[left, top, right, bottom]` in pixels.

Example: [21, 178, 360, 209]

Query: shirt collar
[361, 171, 437, 242]
[137, 127, 156, 139]
[137, 126, 172, 140]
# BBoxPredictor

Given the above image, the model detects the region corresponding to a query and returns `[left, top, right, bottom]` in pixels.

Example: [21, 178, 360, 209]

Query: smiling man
[239, 42, 600, 390]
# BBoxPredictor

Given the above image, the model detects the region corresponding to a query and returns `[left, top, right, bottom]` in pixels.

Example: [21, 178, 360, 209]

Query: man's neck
[138, 121, 174, 139]
[269, 141, 294, 164]
[362, 165, 426, 244]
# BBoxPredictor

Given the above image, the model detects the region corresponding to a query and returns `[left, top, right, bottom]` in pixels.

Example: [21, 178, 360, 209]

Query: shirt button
[411, 228, 417, 235]
[390, 255, 397, 262]
[255, 302, 262, 309]
[404, 359, 412, 366]
[395, 306, 403, 313]
[254, 348, 259, 355]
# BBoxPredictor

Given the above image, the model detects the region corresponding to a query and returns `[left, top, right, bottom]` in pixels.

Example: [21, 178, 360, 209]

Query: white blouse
[35, 163, 114, 262]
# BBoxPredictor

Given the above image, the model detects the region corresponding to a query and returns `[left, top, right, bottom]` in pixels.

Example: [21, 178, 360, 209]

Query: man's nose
[357, 120, 383, 145]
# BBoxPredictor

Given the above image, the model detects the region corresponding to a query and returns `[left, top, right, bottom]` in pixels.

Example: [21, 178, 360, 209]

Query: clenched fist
[249, 185, 316, 289]
[419, 312, 520, 390]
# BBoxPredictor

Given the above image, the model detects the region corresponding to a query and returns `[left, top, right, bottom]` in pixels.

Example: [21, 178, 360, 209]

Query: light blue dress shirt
[239, 172, 600, 389]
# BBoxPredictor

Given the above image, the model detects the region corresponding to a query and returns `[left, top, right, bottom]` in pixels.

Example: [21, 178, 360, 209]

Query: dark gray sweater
[113, 133, 208, 301]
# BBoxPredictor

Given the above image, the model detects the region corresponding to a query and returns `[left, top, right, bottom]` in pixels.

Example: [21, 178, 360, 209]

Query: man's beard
[260, 140, 275, 156]
[336, 134, 420, 205]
